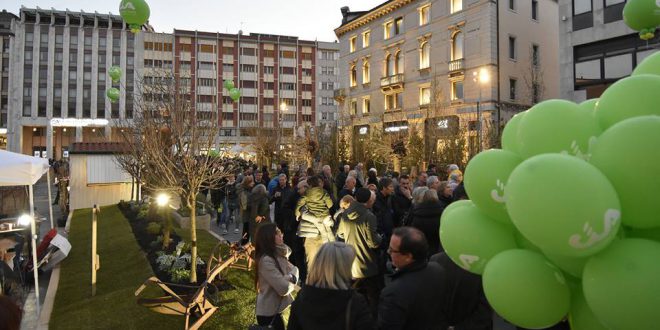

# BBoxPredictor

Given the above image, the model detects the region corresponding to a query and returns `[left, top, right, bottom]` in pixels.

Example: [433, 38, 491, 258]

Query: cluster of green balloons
[106, 66, 122, 103]
[440, 51, 660, 330]
[224, 80, 241, 102]
[623, 0, 660, 40]
[119, 0, 150, 34]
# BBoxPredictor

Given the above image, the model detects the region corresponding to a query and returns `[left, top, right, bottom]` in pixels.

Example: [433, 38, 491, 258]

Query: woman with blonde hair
[288, 242, 375, 330]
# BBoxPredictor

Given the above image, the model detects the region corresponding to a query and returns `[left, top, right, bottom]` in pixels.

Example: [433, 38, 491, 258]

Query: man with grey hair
[321, 164, 334, 194]
[426, 175, 441, 192]
[338, 176, 357, 200]
[355, 163, 367, 188]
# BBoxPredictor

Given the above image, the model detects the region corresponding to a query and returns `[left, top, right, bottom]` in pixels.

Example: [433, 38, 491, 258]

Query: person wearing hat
[336, 187, 383, 316]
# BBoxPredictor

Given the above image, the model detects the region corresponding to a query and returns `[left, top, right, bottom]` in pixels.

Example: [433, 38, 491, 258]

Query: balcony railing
[380, 74, 404, 93]
[448, 58, 464, 73]
[333, 88, 346, 102]
[380, 73, 404, 87]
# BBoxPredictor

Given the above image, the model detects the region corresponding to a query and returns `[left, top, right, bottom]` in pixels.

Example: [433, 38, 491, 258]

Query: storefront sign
[50, 118, 109, 127]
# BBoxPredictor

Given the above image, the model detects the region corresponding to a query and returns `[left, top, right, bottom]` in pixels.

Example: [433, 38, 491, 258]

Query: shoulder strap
[345, 295, 354, 330]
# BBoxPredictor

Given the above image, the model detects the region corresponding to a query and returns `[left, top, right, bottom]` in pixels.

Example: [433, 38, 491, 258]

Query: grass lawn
[50, 205, 256, 330]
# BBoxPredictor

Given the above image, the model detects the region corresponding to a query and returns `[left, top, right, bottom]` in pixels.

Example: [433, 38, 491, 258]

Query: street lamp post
[473, 68, 490, 152]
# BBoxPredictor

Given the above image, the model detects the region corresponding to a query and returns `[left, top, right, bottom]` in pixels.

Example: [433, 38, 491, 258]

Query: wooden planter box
[171, 210, 211, 231]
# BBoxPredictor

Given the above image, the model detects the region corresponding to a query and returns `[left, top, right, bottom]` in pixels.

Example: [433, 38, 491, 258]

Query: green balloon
[514, 230, 542, 253]
[106, 88, 120, 103]
[591, 116, 660, 228]
[569, 287, 610, 330]
[544, 252, 588, 279]
[517, 100, 600, 159]
[483, 249, 571, 329]
[623, 0, 660, 32]
[108, 66, 122, 83]
[595, 74, 660, 130]
[119, 0, 151, 33]
[579, 98, 598, 116]
[501, 111, 525, 154]
[633, 51, 660, 76]
[625, 226, 660, 242]
[439, 200, 517, 274]
[464, 149, 522, 224]
[505, 154, 621, 257]
[583, 239, 660, 330]
[229, 88, 241, 101]
[224, 79, 235, 90]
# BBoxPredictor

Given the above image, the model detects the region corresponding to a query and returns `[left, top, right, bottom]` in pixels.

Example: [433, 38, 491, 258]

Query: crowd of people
[211, 161, 496, 329]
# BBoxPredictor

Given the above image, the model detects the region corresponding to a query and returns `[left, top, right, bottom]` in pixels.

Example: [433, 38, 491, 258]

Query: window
[223, 63, 234, 72]
[222, 47, 234, 55]
[419, 5, 431, 25]
[198, 61, 215, 70]
[350, 65, 357, 87]
[532, 0, 538, 20]
[451, 0, 463, 13]
[362, 61, 370, 84]
[280, 82, 295, 90]
[362, 97, 370, 114]
[350, 99, 357, 115]
[262, 49, 275, 58]
[321, 82, 334, 90]
[280, 67, 295, 75]
[350, 36, 357, 53]
[280, 50, 296, 59]
[508, 36, 516, 60]
[509, 78, 517, 100]
[384, 21, 393, 39]
[420, 86, 431, 105]
[241, 47, 256, 56]
[574, 0, 592, 15]
[384, 17, 402, 40]
[362, 31, 370, 48]
[26, 32, 34, 43]
[532, 44, 540, 66]
[420, 42, 430, 69]
[302, 99, 312, 107]
[509, 0, 516, 10]
[199, 44, 215, 53]
[385, 93, 402, 110]
[396, 51, 403, 74]
[264, 82, 275, 90]
[264, 66, 274, 74]
[451, 31, 464, 61]
[451, 80, 464, 100]
[302, 68, 312, 76]
[241, 64, 256, 72]
[532, 83, 540, 104]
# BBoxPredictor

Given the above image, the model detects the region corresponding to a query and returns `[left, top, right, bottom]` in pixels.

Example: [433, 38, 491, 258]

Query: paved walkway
[19, 173, 65, 329]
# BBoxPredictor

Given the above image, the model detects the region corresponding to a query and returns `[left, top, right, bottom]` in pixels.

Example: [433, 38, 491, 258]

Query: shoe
[234, 228, 239, 234]
[223, 229, 228, 235]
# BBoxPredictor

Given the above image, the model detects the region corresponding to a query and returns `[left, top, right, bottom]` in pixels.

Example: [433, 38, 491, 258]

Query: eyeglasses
[387, 246, 401, 255]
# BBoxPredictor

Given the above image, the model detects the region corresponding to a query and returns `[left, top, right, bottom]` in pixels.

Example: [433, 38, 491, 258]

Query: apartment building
[6, 7, 144, 159]
[142, 30, 340, 147]
[316, 41, 340, 127]
[559, 0, 659, 101]
[0, 10, 17, 150]
[334, 0, 559, 159]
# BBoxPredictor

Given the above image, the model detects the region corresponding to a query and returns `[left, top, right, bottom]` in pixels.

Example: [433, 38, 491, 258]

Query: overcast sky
[5, 0, 385, 41]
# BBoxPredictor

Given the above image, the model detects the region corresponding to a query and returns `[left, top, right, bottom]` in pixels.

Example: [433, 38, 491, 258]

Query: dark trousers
[303, 235, 325, 267]
[353, 274, 384, 317]
[257, 314, 284, 330]
[241, 221, 250, 245]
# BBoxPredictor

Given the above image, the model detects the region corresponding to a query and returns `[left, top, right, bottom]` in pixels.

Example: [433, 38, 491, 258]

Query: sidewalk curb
[205, 228, 228, 244]
[38, 210, 72, 330]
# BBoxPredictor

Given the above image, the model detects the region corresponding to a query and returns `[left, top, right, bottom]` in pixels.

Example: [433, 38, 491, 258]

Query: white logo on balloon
[568, 209, 620, 249]
[120, 2, 136, 11]
[459, 254, 480, 270]
[561, 137, 598, 161]
[490, 179, 506, 203]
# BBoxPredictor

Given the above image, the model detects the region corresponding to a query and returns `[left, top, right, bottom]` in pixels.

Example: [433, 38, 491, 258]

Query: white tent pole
[47, 170, 54, 229]
[29, 184, 41, 316]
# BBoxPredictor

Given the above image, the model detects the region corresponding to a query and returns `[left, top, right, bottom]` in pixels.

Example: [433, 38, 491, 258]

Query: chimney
[340, 6, 350, 24]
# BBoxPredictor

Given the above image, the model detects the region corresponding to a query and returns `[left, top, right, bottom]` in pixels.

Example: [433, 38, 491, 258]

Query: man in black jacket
[337, 187, 382, 316]
[372, 178, 395, 250]
[282, 180, 309, 283]
[270, 173, 292, 232]
[338, 176, 357, 200]
[391, 174, 413, 228]
[335, 164, 350, 195]
[378, 227, 449, 330]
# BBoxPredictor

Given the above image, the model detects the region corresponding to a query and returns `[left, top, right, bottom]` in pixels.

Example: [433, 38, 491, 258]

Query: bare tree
[114, 73, 233, 283]
[523, 47, 545, 106]
[247, 127, 280, 168]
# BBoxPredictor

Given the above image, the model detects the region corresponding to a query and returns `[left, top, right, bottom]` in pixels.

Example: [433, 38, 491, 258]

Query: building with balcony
[559, 0, 659, 101]
[0, 10, 17, 150]
[5, 7, 147, 159]
[142, 29, 338, 147]
[334, 0, 559, 162]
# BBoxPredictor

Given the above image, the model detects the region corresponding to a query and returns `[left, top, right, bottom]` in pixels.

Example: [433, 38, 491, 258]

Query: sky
[5, 0, 386, 41]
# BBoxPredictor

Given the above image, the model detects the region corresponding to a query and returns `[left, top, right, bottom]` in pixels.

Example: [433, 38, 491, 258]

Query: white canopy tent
[0, 149, 54, 316]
